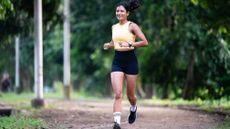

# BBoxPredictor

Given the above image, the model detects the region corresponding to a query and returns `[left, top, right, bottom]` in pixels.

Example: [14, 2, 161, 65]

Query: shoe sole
[128, 111, 137, 124]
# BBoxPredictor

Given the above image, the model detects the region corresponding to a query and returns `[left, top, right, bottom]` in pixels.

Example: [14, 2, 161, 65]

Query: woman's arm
[119, 23, 148, 48]
[130, 23, 148, 48]
[103, 40, 114, 49]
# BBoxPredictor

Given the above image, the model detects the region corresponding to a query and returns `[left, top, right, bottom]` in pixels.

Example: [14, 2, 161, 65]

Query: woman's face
[116, 5, 129, 21]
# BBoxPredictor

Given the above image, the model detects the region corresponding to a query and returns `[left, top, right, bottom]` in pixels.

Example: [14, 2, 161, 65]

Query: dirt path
[36, 99, 225, 129]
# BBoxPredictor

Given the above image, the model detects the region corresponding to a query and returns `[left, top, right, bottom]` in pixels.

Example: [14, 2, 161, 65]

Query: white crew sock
[130, 105, 137, 112]
[113, 112, 121, 124]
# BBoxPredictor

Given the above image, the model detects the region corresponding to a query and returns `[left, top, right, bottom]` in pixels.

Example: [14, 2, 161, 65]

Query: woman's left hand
[119, 42, 129, 47]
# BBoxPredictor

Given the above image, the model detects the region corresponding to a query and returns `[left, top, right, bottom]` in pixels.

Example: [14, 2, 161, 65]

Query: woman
[103, 0, 148, 128]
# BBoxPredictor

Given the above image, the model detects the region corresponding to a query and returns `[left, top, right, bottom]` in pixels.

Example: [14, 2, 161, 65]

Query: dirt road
[36, 99, 225, 129]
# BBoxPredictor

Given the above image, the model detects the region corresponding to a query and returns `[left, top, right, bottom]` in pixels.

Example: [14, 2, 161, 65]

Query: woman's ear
[127, 12, 130, 16]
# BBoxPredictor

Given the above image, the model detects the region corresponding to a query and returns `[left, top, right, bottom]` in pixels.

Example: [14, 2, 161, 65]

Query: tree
[70, 0, 118, 95]
[139, 0, 230, 99]
[63, 0, 71, 99]
[0, 0, 13, 20]
[0, 0, 62, 92]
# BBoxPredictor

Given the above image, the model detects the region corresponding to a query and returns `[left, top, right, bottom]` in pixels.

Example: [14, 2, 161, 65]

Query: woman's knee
[114, 91, 122, 100]
[128, 95, 136, 102]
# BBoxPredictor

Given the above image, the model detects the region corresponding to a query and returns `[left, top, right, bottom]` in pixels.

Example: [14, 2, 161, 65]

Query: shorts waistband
[115, 50, 135, 54]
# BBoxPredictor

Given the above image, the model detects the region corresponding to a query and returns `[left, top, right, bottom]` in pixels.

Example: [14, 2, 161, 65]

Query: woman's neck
[119, 19, 128, 25]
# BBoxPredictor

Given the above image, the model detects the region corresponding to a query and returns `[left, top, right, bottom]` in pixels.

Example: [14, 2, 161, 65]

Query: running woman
[103, 0, 148, 129]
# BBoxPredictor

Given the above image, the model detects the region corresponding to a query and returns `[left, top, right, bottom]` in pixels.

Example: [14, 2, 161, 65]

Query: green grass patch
[1, 92, 230, 129]
[1, 92, 229, 114]
[209, 116, 230, 129]
[0, 91, 107, 129]
[43, 89, 100, 100]
[0, 115, 46, 129]
[0, 90, 99, 109]
[0, 92, 33, 110]
[141, 97, 230, 114]
[0, 92, 33, 102]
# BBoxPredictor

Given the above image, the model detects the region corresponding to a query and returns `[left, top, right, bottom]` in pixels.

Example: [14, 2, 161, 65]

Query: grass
[0, 90, 99, 109]
[140, 97, 230, 114]
[209, 116, 230, 129]
[0, 115, 46, 129]
[0, 92, 230, 129]
[0, 90, 100, 129]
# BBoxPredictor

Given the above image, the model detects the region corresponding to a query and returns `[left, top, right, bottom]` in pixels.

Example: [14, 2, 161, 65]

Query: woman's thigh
[111, 72, 125, 95]
[125, 74, 138, 96]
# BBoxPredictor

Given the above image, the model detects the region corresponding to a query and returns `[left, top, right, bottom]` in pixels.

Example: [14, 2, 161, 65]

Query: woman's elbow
[143, 40, 148, 47]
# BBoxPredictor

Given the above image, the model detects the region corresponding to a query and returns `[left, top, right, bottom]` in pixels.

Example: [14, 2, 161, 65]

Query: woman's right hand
[103, 43, 110, 50]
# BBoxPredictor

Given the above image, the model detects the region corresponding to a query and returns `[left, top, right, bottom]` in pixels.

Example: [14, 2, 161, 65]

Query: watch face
[129, 43, 132, 48]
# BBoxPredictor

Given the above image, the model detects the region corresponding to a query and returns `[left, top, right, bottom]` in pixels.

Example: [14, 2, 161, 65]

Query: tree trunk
[20, 68, 31, 92]
[63, 0, 71, 99]
[136, 80, 146, 98]
[183, 48, 195, 99]
[144, 84, 153, 99]
[73, 78, 81, 91]
[105, 73, 112, 96]
[15, 35, 20, 92]
[162, 84, 169, 99]
[32, 0, 44, 108]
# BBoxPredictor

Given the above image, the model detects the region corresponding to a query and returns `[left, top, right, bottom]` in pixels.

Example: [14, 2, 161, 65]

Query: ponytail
[128, 0, 140, 12]
[116, 0, 140, 13]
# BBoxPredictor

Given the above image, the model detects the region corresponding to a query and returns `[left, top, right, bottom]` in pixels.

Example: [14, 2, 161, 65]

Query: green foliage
[209, 116, 230, 129]
[142, 97, 230, 114]
[137, 0, 230, 99]
[70, 0, 118, 94]
[0, 0, 62, 91]
[0, 0, 13, 20]
[194, 0, 230, 32]
[0, 116, 46, 129]
[1, 0, 230, 99]
[0, 0, 62, 47]
[43, 25, 63, 86]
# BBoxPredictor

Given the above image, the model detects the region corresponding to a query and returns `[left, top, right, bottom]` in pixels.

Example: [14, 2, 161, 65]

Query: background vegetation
[0, 0, 230, 100]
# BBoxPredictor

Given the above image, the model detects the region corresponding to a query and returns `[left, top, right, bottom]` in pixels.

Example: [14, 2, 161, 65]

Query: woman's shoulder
[128, 21, 139, 29]
[128, 21, 137, 25]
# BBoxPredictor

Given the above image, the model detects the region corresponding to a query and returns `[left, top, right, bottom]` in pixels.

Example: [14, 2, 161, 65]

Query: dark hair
[116, 0, 140, 13]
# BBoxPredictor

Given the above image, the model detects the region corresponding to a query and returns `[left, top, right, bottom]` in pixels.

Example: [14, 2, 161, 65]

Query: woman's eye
[116, 10, 124, 13]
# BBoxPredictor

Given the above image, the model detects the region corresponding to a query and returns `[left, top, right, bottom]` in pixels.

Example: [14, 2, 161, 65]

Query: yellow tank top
[112, 21, 135, 51]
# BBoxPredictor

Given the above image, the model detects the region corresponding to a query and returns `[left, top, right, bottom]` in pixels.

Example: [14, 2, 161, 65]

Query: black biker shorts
[112, 50, 138, 75]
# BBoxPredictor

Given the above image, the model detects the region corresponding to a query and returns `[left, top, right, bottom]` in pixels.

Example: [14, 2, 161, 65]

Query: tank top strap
[126, 21, 132, 29]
